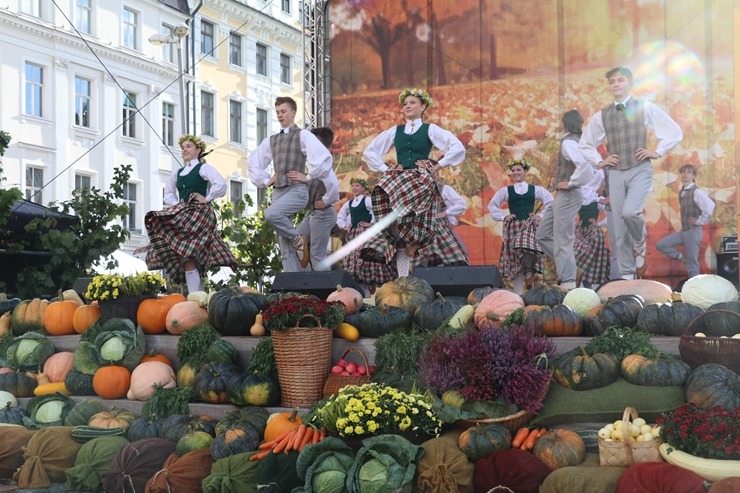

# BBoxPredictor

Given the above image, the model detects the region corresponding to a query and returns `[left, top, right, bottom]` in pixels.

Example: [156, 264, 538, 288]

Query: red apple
[357, 365, 367, 375]
[345, 362, 358, 374]
[337, 359, 348, 368]
[340, 370, 351, 376]
[331, 365, 344, 374]
[369, 365, 377, 375]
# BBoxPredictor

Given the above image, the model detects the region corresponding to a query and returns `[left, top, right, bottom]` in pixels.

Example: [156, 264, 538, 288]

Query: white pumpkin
[126, 361, 176, 401]
[681, 274, 739, 310]
[0, 390, 17, 410]
[563, 288, 602, 317]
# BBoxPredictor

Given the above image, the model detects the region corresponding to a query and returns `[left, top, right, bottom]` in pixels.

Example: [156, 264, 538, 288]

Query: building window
[122, 91, 137, 138]
[161, 24, 175, 63]
[229, 32, 242, 66]
[201, 91, 214, 137]
[74, 77, 91, 127]
[24, 63, 43, 118]
[122, 7, 138, 49]
[21, 0, 41, 17]
[230, 181, 244, 216]
[280, 54, 291, 84]
[201, 20, 214, 56]
[25, 167, 43, 205]
[256, 108, 267, 144]
[75, 174, 91, 192]
[75, 0, 91, 34]
[123, 182, 138, 232]
[282, 0, 290, 13]
[229, 100, 242, 143]
[256, 43, 267, 76]
[162, 102, 175, 147]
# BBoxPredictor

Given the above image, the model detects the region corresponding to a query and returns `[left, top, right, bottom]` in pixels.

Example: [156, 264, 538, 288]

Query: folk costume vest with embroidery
[680, 186, 701, 231]
[394, 123, 432, 169]
[508, 184, 535, 221]
[601, 99, 647, 171]
[306, 179, 327, 210]
[555, 134, 580, 184]
[176, 162, 208, 201]
[349, 198, 372, 227]
[270, 124, 305, 188]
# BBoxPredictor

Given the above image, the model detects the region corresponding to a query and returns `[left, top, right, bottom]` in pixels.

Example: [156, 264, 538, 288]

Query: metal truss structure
[302, 0, 330, 128]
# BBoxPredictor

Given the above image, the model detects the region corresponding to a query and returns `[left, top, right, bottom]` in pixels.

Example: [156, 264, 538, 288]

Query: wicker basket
[598, 407, 663, 467]
[323, 347, 372, 397]
[455, 409, 534, 433]
[272, 316, 334, 408]
[679, 310, 740, 373]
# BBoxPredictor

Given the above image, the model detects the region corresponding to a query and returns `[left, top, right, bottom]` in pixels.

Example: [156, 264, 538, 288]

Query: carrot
[272, 431, 295, 454]
[511, 427, 531, 448]
[536, 428, 549, 438]
[287, 425, 307, 453]
[259, 430, 292, 450]
[522, 427, 541, 450]
[319, 427, 327, 441]
[311, 428, 321, 444]
[249, 449, 272, 461]
[298, 427, 314, 451]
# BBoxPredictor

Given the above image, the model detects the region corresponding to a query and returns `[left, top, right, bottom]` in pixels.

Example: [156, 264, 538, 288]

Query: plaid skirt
[344, 224, 396, 285]
[361, 167, 440, 264]
[499, 216, 544, 279]
[145, 202, 237, 285]
[575, 222, 610, 284]
[413, 215, 469, 267]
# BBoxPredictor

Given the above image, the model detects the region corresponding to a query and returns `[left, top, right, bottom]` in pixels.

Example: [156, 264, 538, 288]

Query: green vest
[349, 198, 372, 227]
[176, 162, 208, 201]
[394, 123, 432, 169]
[508, 184, 535, 220]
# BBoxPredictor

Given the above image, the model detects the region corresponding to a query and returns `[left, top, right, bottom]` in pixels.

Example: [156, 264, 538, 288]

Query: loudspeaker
[716, 252, 739, 288]
[410, 265, 504, 297]
[271, 270, 364, 298]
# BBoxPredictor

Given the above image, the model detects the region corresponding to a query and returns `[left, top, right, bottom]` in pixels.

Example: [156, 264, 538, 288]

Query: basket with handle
[271, 314, 334, 408]
[323, 347, 372, 397]
[598, 406, 663, 467]
[454, 409, 534, 433]
[679, 309, 740, 373]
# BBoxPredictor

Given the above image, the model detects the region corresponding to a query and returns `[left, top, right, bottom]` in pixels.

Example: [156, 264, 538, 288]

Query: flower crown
[350, 177, 368, 189]
[178, 134, 207, 156]
[507, 159, 531, 171]
[399, 87, 433, 108]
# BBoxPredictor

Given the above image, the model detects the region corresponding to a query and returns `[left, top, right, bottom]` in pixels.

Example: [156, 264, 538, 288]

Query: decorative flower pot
[98, 295, 155, 325]
[659, 443, 740, 481]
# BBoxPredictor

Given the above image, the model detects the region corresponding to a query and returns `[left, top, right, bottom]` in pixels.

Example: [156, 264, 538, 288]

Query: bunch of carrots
[511, 426, 548, 451]
[249, 424, 328, 461]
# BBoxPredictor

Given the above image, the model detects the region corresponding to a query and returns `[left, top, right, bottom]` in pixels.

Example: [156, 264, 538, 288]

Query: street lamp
[149, 24, 190, 134]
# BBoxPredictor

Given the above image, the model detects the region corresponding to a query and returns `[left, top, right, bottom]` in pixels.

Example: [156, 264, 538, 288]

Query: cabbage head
[346, 435, 422, 493]
[74, 318, 145, 374]
[23, 392, 75, 428]
[6, 332, 55, 371]
[294, 437, 354, 493]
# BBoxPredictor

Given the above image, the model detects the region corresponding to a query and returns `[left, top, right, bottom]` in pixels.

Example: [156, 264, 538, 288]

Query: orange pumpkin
[140, 350, 174, 369]
[88, 407, 138, 429]
[474, 290, 525, 330]
[263, 407, 303, 442]
[93, 365, 132, 399]
[137, 298, 172, 335]
[532, 428, 587, 470]
[165, 300, 209, 335]
[72, 304, 100, 334]
[161, 293, 187, 306]
[43, 299, 80, 335]
[42, 351, 75, 383]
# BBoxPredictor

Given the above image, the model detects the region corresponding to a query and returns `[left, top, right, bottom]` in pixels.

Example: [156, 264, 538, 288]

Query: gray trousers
[608, 163, 653, 276]
[656, 227, 702, 278]
[265, 184, 309, 272]
[606, 209, 621, 280]
[296, 206, 338, 272]
[536, 187, 583, 283]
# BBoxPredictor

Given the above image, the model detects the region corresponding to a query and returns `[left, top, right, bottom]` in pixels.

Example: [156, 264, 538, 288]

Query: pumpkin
[0, 312, 10, 337]
[160, 413, 219, 443]
[0, 400, 27, 424]
[161, 292, 187, 305]
[214, 407, 269, 436]
[356, 303, 413, 337]
[250, 312, 266, 336]
[0, 390, 17, 409]
[72, 304, 100, 334]
[458, 422, 511, 462]
[532, 428, 586, 470]
[127, 361, 177, 401]
[140, 350, 174, 369]
[326, 285, 364, 315]
[522, 284, 568, 307]
[42, 351, 75, 383]
[582, 294, 644, 336]
[165, 300, 209, 335]
[467, 286, 499, 304]
[176, 362, 199, 388]
[177, 430, 214, 456]
[187, 290, 210, 307]
[620, 354, 691, 386]
[205, 338, 238, 364]
[562, 287, 602, 317]
[11, 298, 50, 335]
[211, 425, 261, 459]
[127, 415, 165, 441]
[263, 407, 302, 443]
[42, 299, 80, 335]
[0, 296, 22, 315]
[636, 302, 704, 336]
[374, 277, 435, 314]
[413, 292, 466, 332]
[64, 367, 96, 396]
[552, 347, 620, 391]
[93, 365, 132, 399]
[522, 304, 582, 336]
[681, 274, 739, 310]
[0, 371, 37, 397]
[228, 373, 280, 407]
[596, 279, 673, 305]
[193, 361, 241, 404]
[208, 288, 268, 336]
[688, 308, 740, 338]
[136, 298, 172, 335]
[64, 399, 106, 427]
[88, 406, 138, 429]
[474, 290, 525, 330]
[684, 363, 740, 411]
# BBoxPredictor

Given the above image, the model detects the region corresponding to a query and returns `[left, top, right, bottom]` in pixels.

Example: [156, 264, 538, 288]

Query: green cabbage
[23, 392, 75, 428]
[74, 318, 145, 374]
[6, 332, 55, 371]
[34, 400, 65, 423]
[294, 436, 354, 493]
[312, 454, 351, 493]
[346, 434, 422, 493]
[100, 336, 126, 361]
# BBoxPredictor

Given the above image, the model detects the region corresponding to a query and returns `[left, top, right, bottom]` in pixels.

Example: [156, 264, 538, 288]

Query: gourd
[193, 361, 241, 404]
[72, 304, 100, 334]
[467, 286, 498, 304]
[10, 298, 50, 335]
[126, 361, 177, 401]
[42, 351, 75, 383]
[582, 294, 644, 336]
[92, 365, 132, 399]
[552, 346, 620, 391]
[139, 350, 174, 369]
[562, 287, 602, 317]
[42, 299, 80, 335]
[263, 407, 302, 442]
[684, 363, 740, 411]
[176, 362, 198, 388]
[522, 304, 582, 336]
[636, 302, 704, 337]
[127, 415, 165, 441]
[620, 354, 691, 387]
[0, 371, 38, 397]
[165, 300, 209, 335]
[0, 312, 10, 337]
[33, 381, 71, 396]
[0, 400, 27, 425]
[374, 277, 435, 314]
[522, 284, 568, 307]
[681, 274, 739, 310]
[326, 285, 364, 315]
[136, 298, 173, 335]
[64, 399, 106, 427]
[210, 425, 261, 459]
[187, 290, 210, 307]
[356, 303, 412, 337]
[532, 428, 586, 469]
[64, 367, 96, 396]
[413, 292, 466, 332]
[227, 373, 280, 407]
[335, 322, 360, 341]
[159, 413, 219, 443]
[177, 430, 214, 456]
[457, 422, 511, 462]
[208, 288, 268, 336]
[250, 312, 266, 336]
[0, 390, 17, 410]
[205, 338, 239, 364]
[214, 407, 269, 436]
[88, 406, 138, 429]
[474, 290, 525, 330]
[596, 279, 673, 305]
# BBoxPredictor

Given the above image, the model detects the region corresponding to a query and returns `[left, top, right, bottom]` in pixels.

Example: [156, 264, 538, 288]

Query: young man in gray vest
[656, 164, 715, 279]
[579, 67, 682, 280]
[247, 97, 333, 272]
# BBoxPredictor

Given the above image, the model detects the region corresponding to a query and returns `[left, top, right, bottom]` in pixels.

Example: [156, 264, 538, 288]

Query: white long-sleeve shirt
[681, 183, 715, 226]
[581, 168, 605, 206]
[337, 196, 374, 230]
[561, 136, 594, 188]
[439, 184, 467, 226]
[163, 159, 226, 206]
[578, 96, 682, 166]
[487, 182, 554, 221]
[362, 118, 466, 172]
[318, 171, 340, 207]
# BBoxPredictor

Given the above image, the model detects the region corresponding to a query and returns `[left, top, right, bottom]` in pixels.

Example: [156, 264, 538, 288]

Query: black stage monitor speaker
[410, 265, 504, 297]
[271, 270, 364, 298]
[716, 252, 739, 289]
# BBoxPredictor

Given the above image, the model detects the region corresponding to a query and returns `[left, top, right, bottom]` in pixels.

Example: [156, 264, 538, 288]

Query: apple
[345, 362, 358, 374]
[340, 370, 351, 376]
[369, 365, 377, 375]
[337, 359, 348, 367]
[357, 365, 367, 375]
[331, 365, 344, 375]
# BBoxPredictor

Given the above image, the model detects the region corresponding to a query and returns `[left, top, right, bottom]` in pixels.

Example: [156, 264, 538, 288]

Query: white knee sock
[397, 250, 411, 277]
[185, 269, 202, 293]
[512, 275, 524, 295]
